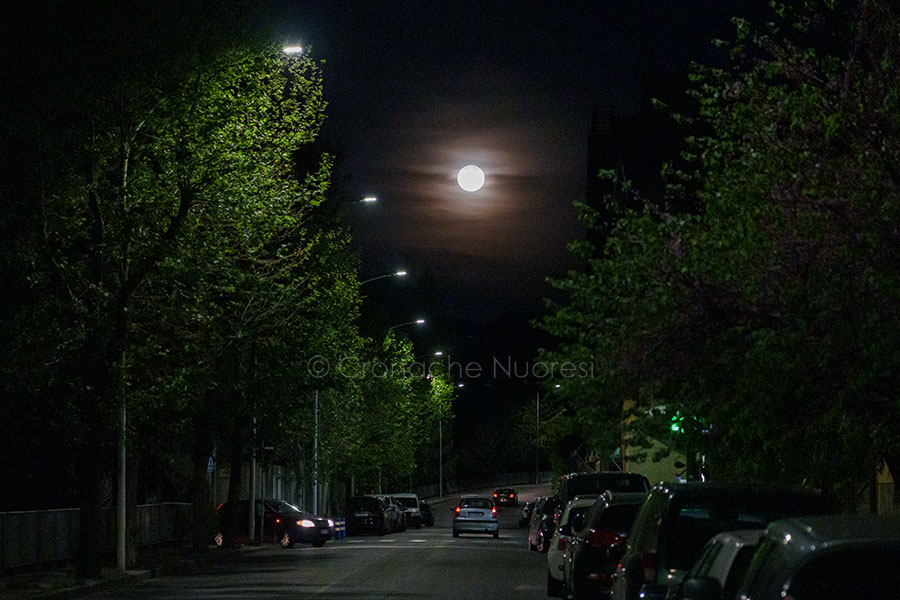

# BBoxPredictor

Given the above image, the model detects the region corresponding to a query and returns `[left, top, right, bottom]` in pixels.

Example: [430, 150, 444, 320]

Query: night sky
[285, 1, 748, 327]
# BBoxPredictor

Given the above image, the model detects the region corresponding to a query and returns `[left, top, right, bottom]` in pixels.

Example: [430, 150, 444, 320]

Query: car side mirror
[682, 577, 722, 600]
[637, 583, 669, 600]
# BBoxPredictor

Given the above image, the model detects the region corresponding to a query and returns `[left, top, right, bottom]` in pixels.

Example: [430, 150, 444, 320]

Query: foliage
[539, 0, 900, 505]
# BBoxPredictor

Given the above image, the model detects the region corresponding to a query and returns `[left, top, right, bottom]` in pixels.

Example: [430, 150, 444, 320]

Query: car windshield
[459, 498, 492, 509]
[394, 496, 418, 509]
[663, 493, 826, 572]
[594, 503, 641, 536]
[568, 476, 648, 499]
[267, 500, 303, 515]
[347, 497, 381, 512]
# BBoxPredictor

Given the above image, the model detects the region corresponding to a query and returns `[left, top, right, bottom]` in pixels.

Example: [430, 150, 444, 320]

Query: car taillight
[557, 536, 568, 551]
[509, 494, 514, 498]
[491, 506, 497, 518]
[456, 506, 461, 514]
[641, 551, 658, 582]
[493, 493, 498, 498]
[587, 529, 625, 549]
[275, 518, 281, 524]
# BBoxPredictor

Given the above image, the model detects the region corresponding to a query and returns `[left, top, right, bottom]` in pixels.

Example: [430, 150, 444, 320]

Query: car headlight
[327, 519, 334, 527]
[299, 519, 315, 527]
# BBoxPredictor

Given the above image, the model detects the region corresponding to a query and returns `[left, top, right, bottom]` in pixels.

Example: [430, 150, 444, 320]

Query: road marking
[410, 539, 427, 542]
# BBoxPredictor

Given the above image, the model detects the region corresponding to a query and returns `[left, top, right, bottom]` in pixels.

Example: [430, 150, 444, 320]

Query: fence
[0, 503, 192, 572]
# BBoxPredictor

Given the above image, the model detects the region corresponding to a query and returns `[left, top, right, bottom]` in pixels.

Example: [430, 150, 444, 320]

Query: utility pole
[313, 391, 318, 515]
[249, 418, 257, 544]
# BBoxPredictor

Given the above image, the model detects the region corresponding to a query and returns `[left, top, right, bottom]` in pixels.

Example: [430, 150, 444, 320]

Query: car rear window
[595, 503, 641, 536]
[459, 498, 493, 509]
[394, 496, 418, 509]
[347, 497, 381, 512]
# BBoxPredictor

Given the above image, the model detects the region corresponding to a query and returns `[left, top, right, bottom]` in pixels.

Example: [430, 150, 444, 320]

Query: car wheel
[529, 535, 537, 551]
[452, 529, 459, 538]
[537, 533, 547, 553]
[312, 539, 326, 548]
[547, 570, 564, 597]
[214, 532, 223, 548]
[279, 531, 295, 549]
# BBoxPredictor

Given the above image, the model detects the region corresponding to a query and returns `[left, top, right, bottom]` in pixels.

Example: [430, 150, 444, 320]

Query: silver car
[452, 495, 499, 538]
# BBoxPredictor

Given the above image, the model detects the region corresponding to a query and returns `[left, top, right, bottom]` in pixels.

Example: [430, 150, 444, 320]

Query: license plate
[320, 528, 329, 534]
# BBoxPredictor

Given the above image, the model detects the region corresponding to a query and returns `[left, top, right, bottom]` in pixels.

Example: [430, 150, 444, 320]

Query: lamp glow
[362, 196, 377, 203]
[283, 46, 303, 55]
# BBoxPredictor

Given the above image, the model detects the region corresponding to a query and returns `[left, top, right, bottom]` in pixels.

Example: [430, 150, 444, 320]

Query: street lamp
[388, 319, 425, 331]
[361, 270, 407, 285]
[283, 45, 303, 54]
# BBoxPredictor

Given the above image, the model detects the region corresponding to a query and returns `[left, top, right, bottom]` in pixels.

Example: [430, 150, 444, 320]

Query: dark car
[492, 487, 518, 506]
[610, 482, 831, 600]
[215, 499, 333, 549]
[344, 495, 391, 535]
[419, 500, 435, 527]
[558, 471, 650, 506]
[731, 514, 900, 600]
[528, 495, 561, 552]
[562, 492, 646, 600]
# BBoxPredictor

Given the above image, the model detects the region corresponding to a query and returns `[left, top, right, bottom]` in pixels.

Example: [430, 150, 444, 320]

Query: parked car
[668, 529, 764, 600]
[726, 515, 900, 600]
[392, 492, 423, 527]
[558, 471, 650, 506]
[610, 482, 830, 600]
[547, 495, 597, 597]
[493, 487, 518, 506]
[529, 495, 561, 552]
[376, 494, 407, 532]
[344, 495, 391, 535]
[563, 492, 646, 600]
[215, 499, 333, 549]
[419, 500, 435, 527]
[452, 494, 499, 538]
[519, 501, 535, 527]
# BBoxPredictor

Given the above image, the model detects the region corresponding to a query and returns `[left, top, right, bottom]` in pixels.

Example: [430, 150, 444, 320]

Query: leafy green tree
[1, 38, 328, 573]
[541, 0, 900, 506]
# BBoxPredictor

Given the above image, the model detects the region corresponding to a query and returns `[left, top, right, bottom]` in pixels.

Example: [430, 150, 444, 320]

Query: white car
[391, 492, 423, 527]
[452, 495, 499, 538]
[547, 495, 598, 597]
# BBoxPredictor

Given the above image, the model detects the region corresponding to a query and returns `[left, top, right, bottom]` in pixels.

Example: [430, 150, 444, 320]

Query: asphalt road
[86, 484, 552, 599]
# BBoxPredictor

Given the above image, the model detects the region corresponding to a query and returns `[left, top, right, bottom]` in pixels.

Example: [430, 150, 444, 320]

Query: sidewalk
[0, 543, 267, 599]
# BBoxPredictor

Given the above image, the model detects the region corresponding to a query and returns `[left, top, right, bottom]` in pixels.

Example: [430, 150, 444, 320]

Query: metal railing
[0, 503, 192, 571]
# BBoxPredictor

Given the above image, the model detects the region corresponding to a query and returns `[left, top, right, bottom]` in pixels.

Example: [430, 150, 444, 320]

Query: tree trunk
[222, 441, 244, 548]
[126, 452, 139, 567]
[190, 428, 213, 554]
[77, 444, 106, 578]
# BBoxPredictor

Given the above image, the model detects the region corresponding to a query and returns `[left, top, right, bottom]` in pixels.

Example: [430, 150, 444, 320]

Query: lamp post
[360, 270, 407, 285]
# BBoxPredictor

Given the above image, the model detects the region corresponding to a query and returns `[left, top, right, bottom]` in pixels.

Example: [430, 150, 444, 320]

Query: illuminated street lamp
[283, 45, 303, 54]
[388, 319, 425, 331]
[361, 270, 407, 285]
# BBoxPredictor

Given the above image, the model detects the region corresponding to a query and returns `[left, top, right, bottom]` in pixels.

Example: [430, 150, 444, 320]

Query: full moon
[457, 165, 485, 192]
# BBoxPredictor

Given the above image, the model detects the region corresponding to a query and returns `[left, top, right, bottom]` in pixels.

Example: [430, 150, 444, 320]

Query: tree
[540, 0, 900, 506]
[1, 38, 328, 574]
